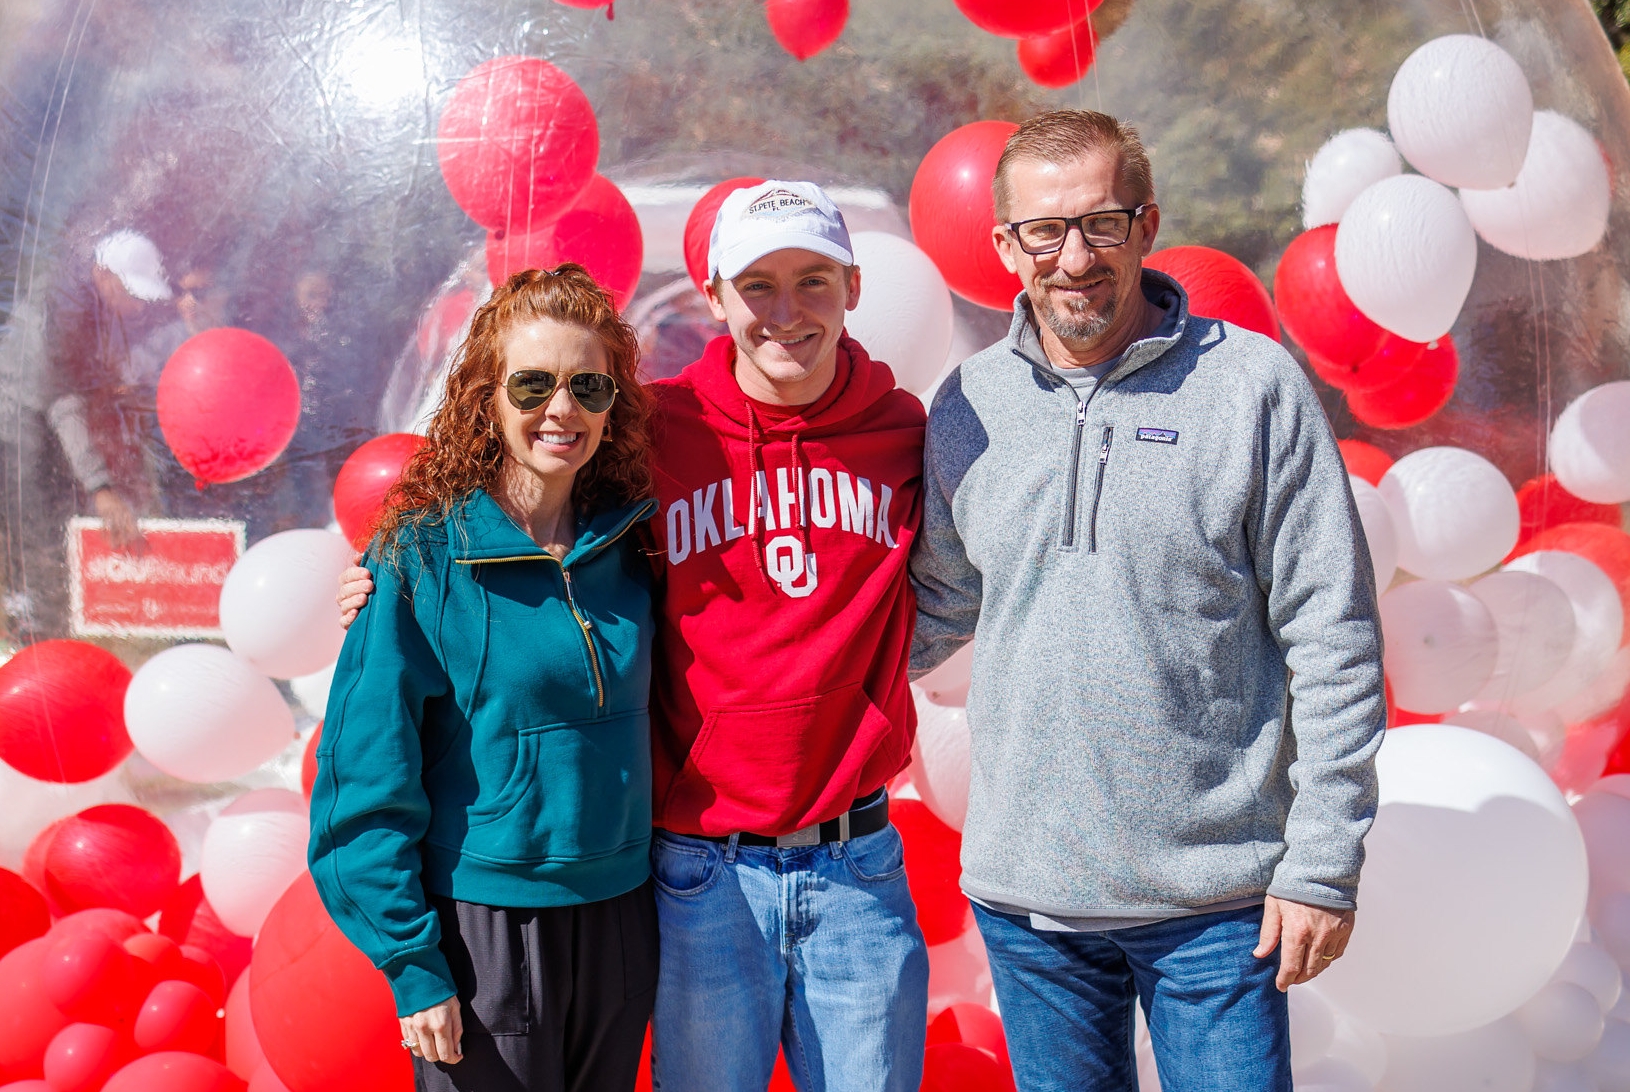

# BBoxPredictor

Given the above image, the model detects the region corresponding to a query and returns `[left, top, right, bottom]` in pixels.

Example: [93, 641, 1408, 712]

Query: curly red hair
[373, 264, 654, 550]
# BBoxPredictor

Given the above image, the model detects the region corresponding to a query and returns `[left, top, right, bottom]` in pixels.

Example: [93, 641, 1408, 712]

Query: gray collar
[1007, 268, 1190, 386]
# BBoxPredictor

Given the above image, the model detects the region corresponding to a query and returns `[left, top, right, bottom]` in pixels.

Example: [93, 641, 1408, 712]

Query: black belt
[690, 789, 889, 848]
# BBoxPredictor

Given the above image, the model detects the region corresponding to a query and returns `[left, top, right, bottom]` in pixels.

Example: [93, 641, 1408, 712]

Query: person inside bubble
[307, 263, 660, 1092]
[43, 228, 173, 553]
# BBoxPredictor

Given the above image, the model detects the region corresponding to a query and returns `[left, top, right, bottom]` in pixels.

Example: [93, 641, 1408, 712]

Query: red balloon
[157, 329, 300, 485]
[0, 939, 72, 1080]
[42, 930, 141, 1026]
[41, 806, 181, 920]
[553, 0, 611, 8]
[1605, 696, 1630, 777]
[893, 799, 972, 946]
[1346, 336, 1457, 430]
[921, 1042, 1009, 1092]
[246, 1066, 293, 1092]
[0, 640, 132, 783]
[22, 821, 68, 914]
[953, 0, 1094, 38]
[223, 975, 263, 1082]
[1273, 226, 1387, 371]
[910, 121, 1023, 311]
[101, 1053, 243, 1092]
[927, 1003, 1015, 1089]
[683, 177, 766, 292]
[299, 724, 322, 799]
[1310, 332, 1426, 394]
[1510, 476, 1622, 559]
[124, 933, 185, 999]
[1515, 522, 1630, 642]
[156, 878, 252, 994]
[43, 1023, 128, 1092]
[332, 435, 426, 549]
[768, 1050, 796, 1092]
[0, 1082, 50, 1091]
[1017, 17, 1097, 88]
[46, 911, 146, 947]
[414, 287, 477, 365]
[765, 0, 849, 61]
[133, 981, 220, 1056]
[0, 871, 49, 959]
[437, 57, 599, 234]
[1337, 439, 1394, 487]
[248, 875, 411, 1092]
[487, 174, 644, 308]
[175, 948, 226, 1009]
[1143, 246, 1279, 342]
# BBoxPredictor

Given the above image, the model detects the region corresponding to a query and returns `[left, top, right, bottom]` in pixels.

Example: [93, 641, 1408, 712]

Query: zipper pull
[1076, 401, 1087, 426]
[1099, 433, 1112, 463]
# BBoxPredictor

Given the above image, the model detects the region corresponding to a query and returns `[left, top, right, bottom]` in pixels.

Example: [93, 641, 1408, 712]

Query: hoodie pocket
[460, 710, 652, 865]
[660, 683, 898, 834]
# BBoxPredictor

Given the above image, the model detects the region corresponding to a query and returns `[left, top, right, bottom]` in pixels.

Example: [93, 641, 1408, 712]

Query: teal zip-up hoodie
[309, 490, 657, 1017]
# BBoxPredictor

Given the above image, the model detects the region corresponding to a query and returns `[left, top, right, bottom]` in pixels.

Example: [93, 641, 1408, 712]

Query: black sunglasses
[504, 370, 619, 414]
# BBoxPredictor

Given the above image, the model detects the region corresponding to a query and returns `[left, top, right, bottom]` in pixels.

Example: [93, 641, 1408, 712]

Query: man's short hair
[992, 110, 1155, 221]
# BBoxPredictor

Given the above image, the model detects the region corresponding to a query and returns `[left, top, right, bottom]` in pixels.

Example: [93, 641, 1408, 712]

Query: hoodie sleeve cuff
[1265, 883, 1356, 913]
[383, 947, 457, 1018]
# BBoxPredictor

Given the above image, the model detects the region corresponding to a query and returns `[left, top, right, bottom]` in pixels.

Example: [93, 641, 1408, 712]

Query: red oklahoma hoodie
[649, 334, 926, 837]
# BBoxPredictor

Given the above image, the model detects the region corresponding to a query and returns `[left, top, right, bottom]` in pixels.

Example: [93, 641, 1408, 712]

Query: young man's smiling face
[704, 248, 862, 407]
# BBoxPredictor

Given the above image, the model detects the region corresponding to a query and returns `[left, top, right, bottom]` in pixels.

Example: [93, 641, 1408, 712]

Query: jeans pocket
[650, 834, 721, 897]
[842, 822, 907, 884]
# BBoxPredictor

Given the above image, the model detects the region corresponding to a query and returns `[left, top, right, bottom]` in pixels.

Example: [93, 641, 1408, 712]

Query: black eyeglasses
[504, 370, 619, 414]
[1006, 205, 1153, 255]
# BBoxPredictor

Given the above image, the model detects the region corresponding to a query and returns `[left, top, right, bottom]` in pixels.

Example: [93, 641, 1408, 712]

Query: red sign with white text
[69, 517, 245, 638]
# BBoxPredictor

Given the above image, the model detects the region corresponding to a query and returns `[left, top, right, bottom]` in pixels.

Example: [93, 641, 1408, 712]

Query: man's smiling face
[994, 151, 1159, 354]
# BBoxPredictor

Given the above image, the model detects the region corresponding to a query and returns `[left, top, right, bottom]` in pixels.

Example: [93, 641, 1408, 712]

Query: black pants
[416, 881, 658, 1092]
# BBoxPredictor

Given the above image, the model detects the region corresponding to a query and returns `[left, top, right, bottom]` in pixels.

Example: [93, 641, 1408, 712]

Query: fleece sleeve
[1250, 359, 1387, 911]
[908, 375, 984, 678]
[307, 549, 456, 1017]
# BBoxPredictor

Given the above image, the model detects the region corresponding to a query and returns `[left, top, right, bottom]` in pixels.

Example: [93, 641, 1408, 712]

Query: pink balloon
[486, 174, 644, 308]
[102, 1052, 243, 1092]
[43, 1023, 128, 1092]
[157, 329, 300, 485]
[132, 980, 220, 1056]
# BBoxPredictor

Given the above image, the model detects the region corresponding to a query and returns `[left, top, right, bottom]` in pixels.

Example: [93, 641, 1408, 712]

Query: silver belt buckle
[776, 823, 821, 848]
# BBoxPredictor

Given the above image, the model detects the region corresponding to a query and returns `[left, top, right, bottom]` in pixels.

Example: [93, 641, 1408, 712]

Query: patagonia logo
[1136, 427, 1179, 444]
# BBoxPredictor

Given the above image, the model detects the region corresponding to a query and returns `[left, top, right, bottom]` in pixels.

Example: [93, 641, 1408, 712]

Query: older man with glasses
[908, 109, 1386, 1091]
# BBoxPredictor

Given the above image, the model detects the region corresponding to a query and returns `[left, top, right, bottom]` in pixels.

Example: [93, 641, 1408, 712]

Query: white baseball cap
[708, 180, 853, 281]
[93, 229, 172, 302]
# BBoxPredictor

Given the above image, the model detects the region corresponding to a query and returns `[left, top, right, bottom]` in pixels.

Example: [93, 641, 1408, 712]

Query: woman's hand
[337, 559, 376, 629]
[400, 997, 463, 1064]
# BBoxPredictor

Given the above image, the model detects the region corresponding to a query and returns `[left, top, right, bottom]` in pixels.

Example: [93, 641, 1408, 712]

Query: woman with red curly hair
[309, 264, 660, 1092]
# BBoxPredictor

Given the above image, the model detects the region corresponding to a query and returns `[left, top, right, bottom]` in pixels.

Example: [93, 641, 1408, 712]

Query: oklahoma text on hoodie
[650, 334, 925, 837]
[910, 272, 1386, 921]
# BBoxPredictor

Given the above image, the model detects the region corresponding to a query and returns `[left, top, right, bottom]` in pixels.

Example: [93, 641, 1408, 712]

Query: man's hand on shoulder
[1252, 894, 1355, 991]
[337, 556, 375, 629]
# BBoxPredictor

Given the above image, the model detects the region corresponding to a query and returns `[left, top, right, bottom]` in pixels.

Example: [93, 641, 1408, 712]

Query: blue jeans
[649, 825, 929, 1092]
[973, 902, 1291, 1092]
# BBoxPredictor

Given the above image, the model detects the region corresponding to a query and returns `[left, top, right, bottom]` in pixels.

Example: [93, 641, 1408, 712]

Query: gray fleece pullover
[909, 270, 1385, 920]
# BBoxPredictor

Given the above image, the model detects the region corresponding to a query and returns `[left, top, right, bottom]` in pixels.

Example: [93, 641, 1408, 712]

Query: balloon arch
[0, 0, 1628, 1089]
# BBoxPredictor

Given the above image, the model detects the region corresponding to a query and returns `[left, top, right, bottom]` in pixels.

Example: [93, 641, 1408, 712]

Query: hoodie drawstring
[747, 402, 775, 595]
[792, 432, 812, 558]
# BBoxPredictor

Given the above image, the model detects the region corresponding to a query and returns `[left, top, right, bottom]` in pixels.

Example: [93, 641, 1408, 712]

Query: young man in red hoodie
[644, 180, 927, 1091]
[340, 181, 928, 1090]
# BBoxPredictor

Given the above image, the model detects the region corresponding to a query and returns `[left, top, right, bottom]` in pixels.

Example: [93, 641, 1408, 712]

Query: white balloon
[843, 231, 954, 395]
[1328, 1017, 1390, 1085]
[1446, 706, 1542, 763]
[1295, 1056, 1372, 1092]
[1460, 111, 1611, 261]
[1316, 726, 1588, 1036]
[1533, 1059, 1605, 1092]
[1586, 1020, 1630, 1092]
[1596, 776, 1630, 803]
[125, 644, 297, 784]
[1302, 128, 1404, 230]
[1380, 581, 1499, 713]
[1379, 447, 1519, 581]
[219, 528, 354, 680]
[1470, 570, 1578, 702]
[917, 642, 973, 707]
[1575, 792, 1630, 905]
[910, 691, 970, 832]
[200, 788, 309, 937]
[925, 922, 992, 1018]
[1521, 982, 1608, 1062]
[290, 661, 336, 720]
[1386, 34, 1534, 190]
[1596, 894, 1630, 971]
[1349, 476, 1399, 592]
[1291, 985, 1339, 1071]
[1334, 175, 1479, 342]
[1550, 383, 1630, 506]
[1383, 1019, 1536, 1092]
[1506, 552, 1624, 718]
[1553, 942, 1625, 1014]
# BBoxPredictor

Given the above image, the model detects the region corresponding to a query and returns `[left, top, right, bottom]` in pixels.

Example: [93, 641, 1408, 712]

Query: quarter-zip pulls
[1058, 376, 1115, 551]
[1062, 398, 1088, 548]
[1088, 426, 1113, 554]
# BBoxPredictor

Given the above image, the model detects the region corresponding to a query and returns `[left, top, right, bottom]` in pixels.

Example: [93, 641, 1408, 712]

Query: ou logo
[764, 535, 818, 598]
